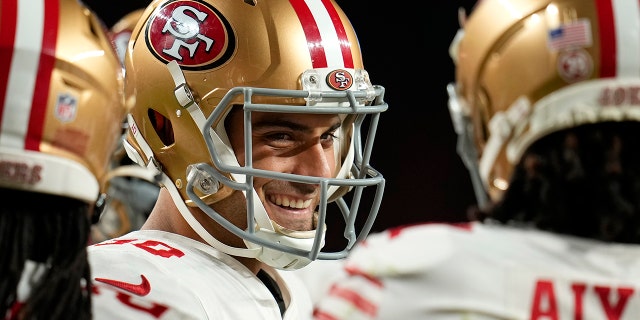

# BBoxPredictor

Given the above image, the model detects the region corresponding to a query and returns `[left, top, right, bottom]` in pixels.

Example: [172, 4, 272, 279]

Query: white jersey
[295, 222, 640, 320]
[89, 230, 313, 319]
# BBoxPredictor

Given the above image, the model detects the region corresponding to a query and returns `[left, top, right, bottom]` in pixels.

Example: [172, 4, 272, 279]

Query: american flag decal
[547, 19, 592, 51]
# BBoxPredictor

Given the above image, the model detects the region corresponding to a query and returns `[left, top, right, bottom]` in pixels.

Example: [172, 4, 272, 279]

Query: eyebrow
[252, 118, 342, 133]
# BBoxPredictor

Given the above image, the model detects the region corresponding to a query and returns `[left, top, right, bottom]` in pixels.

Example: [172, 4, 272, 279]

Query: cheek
[235, 149, 246, 166]
[228, 133, 249, 167]
[252, 176, 269, 195]
[251, 155, 284, 172]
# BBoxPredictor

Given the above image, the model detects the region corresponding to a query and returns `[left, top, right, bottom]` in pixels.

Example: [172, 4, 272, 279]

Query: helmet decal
[289, 0, 354, 69]
[557, 49, 593, 83]
[326, 69, 353, 91]
[55, 93, 78, 123]
[546, 19, 592, 52]
[145, 0, 236, 70]
[0, 156, 42, 186]
[598, 85, 640, 106]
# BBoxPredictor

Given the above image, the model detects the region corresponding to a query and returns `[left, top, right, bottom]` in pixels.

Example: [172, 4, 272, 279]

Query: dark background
[84, 0, 479, 234]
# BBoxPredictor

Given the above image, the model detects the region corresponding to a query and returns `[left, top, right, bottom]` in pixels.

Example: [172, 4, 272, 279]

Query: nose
[292, 142, 334, 178]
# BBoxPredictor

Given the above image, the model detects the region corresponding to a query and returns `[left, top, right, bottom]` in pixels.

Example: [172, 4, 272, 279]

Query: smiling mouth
[268, 195, 312, 209]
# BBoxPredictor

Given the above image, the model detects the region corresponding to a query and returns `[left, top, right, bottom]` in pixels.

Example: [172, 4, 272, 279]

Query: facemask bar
[334, 104, 386, 255]
[446, 83, 490, 209]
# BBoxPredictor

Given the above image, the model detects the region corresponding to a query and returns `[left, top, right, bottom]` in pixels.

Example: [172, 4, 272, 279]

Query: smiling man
[88, 0, 388, 318]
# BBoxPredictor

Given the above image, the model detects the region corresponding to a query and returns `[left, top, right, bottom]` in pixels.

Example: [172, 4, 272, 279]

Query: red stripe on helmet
[26, 0, 59, 151]
[320, 0, 353, 68]
[595, 0, 616, 77]
[289, 0, 328, 68]
[0, 0, 18, 128]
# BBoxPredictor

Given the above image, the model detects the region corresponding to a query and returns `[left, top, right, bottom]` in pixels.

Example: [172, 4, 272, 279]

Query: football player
[0, 0, 126, 318]
[88, 0, 388, 318]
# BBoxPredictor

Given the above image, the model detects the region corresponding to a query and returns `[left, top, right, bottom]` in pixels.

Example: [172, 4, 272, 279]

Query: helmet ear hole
[148, 109, 175, 147]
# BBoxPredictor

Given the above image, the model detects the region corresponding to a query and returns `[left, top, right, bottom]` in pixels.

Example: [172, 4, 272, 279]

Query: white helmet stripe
[597, 0, 640, 77]
[611, 0, 640, 76]
[289, 0, 354, 69]
[0, 0, 57, 151]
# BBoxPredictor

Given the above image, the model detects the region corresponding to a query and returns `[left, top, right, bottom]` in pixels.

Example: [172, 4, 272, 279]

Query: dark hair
[1, 188, 92, 320]
[472, 121, 640, 244]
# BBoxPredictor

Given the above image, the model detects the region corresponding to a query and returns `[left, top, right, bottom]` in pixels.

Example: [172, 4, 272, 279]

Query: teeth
[270, 195, 312, 209]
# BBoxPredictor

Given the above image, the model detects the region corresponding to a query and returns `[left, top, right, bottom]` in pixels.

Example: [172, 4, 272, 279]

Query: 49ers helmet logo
[145, 0, 235, 70]
[326, 69, 353, 91]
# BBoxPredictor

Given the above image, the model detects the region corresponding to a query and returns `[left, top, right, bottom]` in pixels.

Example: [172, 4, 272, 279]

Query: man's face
[226, 109, 341, 232]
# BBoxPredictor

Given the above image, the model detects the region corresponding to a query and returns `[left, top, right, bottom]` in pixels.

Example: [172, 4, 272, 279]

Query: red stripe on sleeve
[344, 265, 384, 288]
[595, 0, 616, 77]
[289, 0, 328, 68]
[320, 0, 353, 68]
[0, 0, 18, 127]
[27, 0, 59, 151]
[327, 283, 378, 316]
[313, 309, 338, 320]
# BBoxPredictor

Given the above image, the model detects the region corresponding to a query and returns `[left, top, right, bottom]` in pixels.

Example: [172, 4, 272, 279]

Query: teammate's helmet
[448, 0, 640, 208]
[122, 0, 387, 269]
[111, 9, 145, 66]
[92, 8, 160, 244]
[0, 0, 126, 208]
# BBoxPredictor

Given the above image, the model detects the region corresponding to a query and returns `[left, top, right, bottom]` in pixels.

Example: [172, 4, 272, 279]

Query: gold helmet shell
[449, 0, 640, 206]
[0, 0, 126, 204]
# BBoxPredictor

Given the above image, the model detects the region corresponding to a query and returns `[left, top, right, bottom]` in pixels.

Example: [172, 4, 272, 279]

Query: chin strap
[125, 110, 262, 258]
[163, 172, 263, 258]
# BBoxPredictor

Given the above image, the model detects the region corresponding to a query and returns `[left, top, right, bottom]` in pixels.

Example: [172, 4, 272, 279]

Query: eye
[261, 131, 295, 148]
[265, 132, 293, 142]
[320, 131, 338, 148]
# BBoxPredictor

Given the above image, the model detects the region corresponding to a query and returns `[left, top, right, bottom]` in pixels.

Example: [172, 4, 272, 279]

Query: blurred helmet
[110, 8, 145, 66]
[448, 0, 640, 208]
[0, 0, 126, 208]
[123, 0, 387, 269]
[92, 7, 159, 244]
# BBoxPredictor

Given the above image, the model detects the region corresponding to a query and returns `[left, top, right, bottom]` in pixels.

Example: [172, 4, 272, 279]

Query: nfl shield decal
[55, 93, 78, 123]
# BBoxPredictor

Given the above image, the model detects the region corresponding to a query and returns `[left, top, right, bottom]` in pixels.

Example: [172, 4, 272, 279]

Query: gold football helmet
[448, 0, 640, 208]
[123, 0, 387, 269]
[0, 0, 126, 208]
